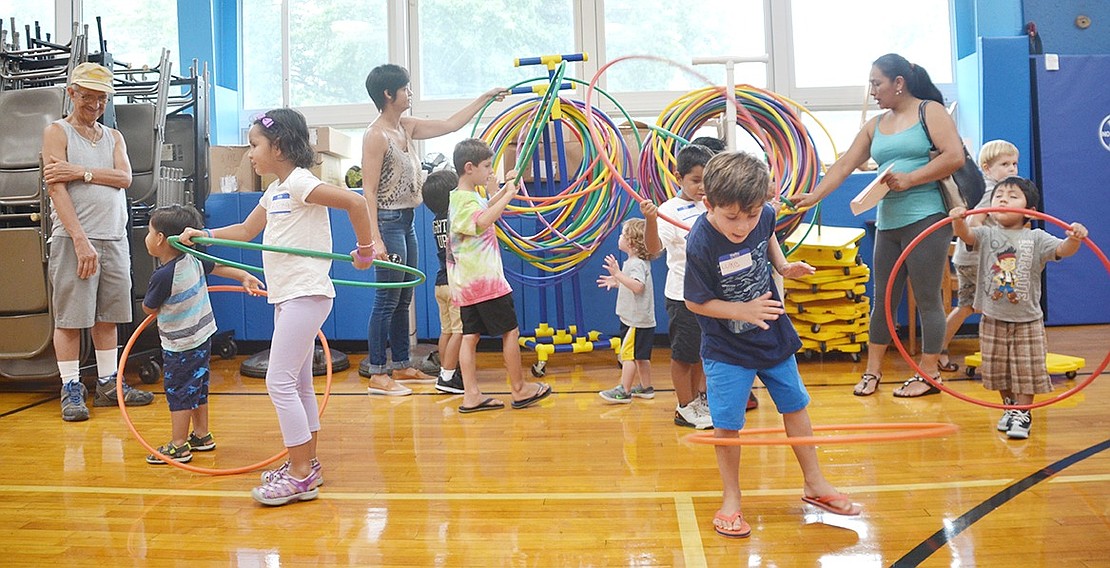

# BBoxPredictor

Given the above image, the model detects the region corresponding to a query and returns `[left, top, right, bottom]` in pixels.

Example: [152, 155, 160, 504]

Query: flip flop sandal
[892, 375, 941, 398]
[937, 361, 960, 373]
[801, 494, 862, 516]
[458, 397, 504, 413]
[852, 373, 881, 397]
[713, 510, 752, 538]
[511, 382, 552, 409]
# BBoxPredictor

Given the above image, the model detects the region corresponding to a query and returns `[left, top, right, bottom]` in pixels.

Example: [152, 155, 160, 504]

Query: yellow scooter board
[963, 352, 1086, 379]
[785, 223, 866, 268]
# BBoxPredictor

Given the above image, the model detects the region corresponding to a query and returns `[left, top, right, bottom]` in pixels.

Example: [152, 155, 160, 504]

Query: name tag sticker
[718, 249, 752, 277]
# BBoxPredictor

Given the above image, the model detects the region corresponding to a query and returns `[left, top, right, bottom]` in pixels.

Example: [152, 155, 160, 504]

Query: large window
[83, 0, 178, 69]
[603, 0, 767, 92]
[0, 1, 55, 45]
[243, 0, 389, 110]
[415, 0, 575, 100]
[233, 0, 953, 157]
[791, 0, 952, 89]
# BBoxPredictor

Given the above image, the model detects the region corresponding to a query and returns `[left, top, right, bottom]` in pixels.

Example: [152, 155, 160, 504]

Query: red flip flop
[801, 494, 862, 516]
[712, 510, 752, 538]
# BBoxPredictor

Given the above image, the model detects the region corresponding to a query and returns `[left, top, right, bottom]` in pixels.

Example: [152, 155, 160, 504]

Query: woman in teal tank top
[792, 54, 966, 398]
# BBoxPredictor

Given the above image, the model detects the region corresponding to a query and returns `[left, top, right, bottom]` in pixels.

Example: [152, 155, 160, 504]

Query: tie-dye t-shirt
[447, 189, 513, 307]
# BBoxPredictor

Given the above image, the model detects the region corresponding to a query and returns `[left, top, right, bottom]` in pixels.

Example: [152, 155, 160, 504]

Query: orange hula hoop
[115, 285, 334, 475]
[684, 422, 959, 446]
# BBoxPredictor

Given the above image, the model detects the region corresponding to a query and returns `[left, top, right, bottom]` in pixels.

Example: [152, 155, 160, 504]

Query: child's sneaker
[261, 458, 324, 488]
[599, 385, 632, 404]
[60, 381, 89, 422]
[252, 469, 322, 506]
[93, 375, 155, 407]
[630, 385, 655, 399]
[996, 399, 1015, 432]
[146, 441, 193, 464]
[675, 402, 713, 429]
[1006, 410, 1032, 439]
[187, 432, 216, 451]
[435, 369, 465, 394]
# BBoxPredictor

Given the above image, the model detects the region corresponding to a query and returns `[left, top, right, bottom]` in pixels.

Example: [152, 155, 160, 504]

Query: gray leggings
[870, 213, 952, 352]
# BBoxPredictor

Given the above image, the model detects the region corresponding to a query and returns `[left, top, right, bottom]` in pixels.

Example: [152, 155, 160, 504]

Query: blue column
[176, 0, 241, 144]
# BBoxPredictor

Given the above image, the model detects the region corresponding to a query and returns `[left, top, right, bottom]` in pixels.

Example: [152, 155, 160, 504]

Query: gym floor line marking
[2, 473, 1107, 501]
[674, 496, 708, 568]
[892, 437, 1110, 568]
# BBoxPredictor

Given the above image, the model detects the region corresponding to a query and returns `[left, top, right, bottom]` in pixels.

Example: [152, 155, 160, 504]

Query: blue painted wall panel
[1032, 54, 1110, 325]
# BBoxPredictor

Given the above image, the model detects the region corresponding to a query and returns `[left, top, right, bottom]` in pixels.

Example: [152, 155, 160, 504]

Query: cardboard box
[209, 145, 261, 193]
[261, 154, 346, 189]
[310, 126, 356, 159]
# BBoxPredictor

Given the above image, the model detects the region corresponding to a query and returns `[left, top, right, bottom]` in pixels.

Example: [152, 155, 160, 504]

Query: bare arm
[767, 233, 815, 278]
[402, 87, 507, 140]
[304, 183, 375, 252]
[685, 292, 784, 331]
[475, 175, 518, 233]
[949, 207, 976, 246]
[210, 265, 265, 295]
[792, 118, 877, 208]
[640, 200, 662, 257]
[360, 128, 388, 259]
[42, 124, 97, 279]
[597, 254, 645, 294]
[179, 204, 267, 246]
[1056, 223, 1088, 258]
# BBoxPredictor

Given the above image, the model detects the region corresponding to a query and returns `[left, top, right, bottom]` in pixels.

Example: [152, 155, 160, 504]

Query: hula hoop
[168, 236, 425, 289]
[115, 285, 334, 475]
[684, 422, 959, 446]
[885, 207, 1107, 410]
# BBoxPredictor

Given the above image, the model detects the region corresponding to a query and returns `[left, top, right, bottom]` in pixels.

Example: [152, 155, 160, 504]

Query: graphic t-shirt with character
[970, 225, 1062, 322]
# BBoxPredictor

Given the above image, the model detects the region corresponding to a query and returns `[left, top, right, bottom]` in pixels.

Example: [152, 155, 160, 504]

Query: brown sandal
[852, 373, 881, 397]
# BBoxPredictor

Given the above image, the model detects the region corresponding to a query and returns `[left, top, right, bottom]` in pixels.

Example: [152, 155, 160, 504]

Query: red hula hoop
[115, 285, 334, 475]
[885, 207, 1106, 410]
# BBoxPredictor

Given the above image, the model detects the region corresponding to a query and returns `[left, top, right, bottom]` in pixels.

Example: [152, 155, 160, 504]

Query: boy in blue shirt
[142, 205, 262, 464]
[684, 152, 861, 538]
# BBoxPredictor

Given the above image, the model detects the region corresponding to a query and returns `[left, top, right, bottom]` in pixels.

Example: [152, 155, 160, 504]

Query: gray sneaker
[93, 375, 155, 407]
[630, 385, 655, 399]
[61, 381, 89, 422]
[599, 385, 632, 404]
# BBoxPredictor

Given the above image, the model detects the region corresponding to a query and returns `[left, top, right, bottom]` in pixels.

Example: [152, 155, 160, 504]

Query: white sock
[95, 349, 118, 383]
[58, 360, 81, 386]
[440, 368, 455, 381]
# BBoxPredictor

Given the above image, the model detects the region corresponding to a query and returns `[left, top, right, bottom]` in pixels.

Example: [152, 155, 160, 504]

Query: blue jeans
[366, 208, 418, 374]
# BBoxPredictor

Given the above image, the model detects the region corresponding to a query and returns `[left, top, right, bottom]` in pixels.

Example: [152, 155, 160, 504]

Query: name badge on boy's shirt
[718, 249, 753, 277]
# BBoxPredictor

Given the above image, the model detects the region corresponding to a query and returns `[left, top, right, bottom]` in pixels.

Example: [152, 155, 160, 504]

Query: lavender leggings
[266, 295, 333, 447]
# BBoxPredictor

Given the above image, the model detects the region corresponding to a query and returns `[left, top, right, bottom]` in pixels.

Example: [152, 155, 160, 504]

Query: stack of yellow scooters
[782, 223, 871, 361]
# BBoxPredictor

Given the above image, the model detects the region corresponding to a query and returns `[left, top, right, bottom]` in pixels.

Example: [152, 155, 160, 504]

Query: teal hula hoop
[168, 236, 425, 289]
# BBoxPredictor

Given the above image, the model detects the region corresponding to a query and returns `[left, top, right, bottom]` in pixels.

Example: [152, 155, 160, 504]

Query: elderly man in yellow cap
[42, 61, 154, 421]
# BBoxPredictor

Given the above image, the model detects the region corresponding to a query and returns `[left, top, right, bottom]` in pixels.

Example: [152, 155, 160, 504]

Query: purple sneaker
[251, 469, 322, 506]
[260, 458, 323, 488]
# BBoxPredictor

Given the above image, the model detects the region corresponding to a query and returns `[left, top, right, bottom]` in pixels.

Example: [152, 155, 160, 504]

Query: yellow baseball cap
[70, 62, 115, 93]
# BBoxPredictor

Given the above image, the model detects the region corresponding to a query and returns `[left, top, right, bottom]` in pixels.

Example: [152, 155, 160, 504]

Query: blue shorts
[163, 338, 211, 412]
[704, 356, 810, 431]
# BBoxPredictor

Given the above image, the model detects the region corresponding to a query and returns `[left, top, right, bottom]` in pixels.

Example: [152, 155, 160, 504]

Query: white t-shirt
[259, 167, 335, 304]
[657, 195, 707, 301]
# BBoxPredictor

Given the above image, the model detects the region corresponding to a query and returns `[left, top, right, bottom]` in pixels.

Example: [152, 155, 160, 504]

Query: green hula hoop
[168, 236, 425, 289]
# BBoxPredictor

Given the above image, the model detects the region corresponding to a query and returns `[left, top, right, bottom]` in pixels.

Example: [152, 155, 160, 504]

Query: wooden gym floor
[0, 325, 1107, 567]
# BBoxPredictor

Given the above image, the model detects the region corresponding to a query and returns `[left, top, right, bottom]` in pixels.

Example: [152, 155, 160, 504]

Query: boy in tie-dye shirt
[446, 138, 552, 415]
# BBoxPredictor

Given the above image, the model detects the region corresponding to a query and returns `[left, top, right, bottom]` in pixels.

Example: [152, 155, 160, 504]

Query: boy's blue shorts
[703, 356, 810, 431]
[163, 338, 211, 412]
